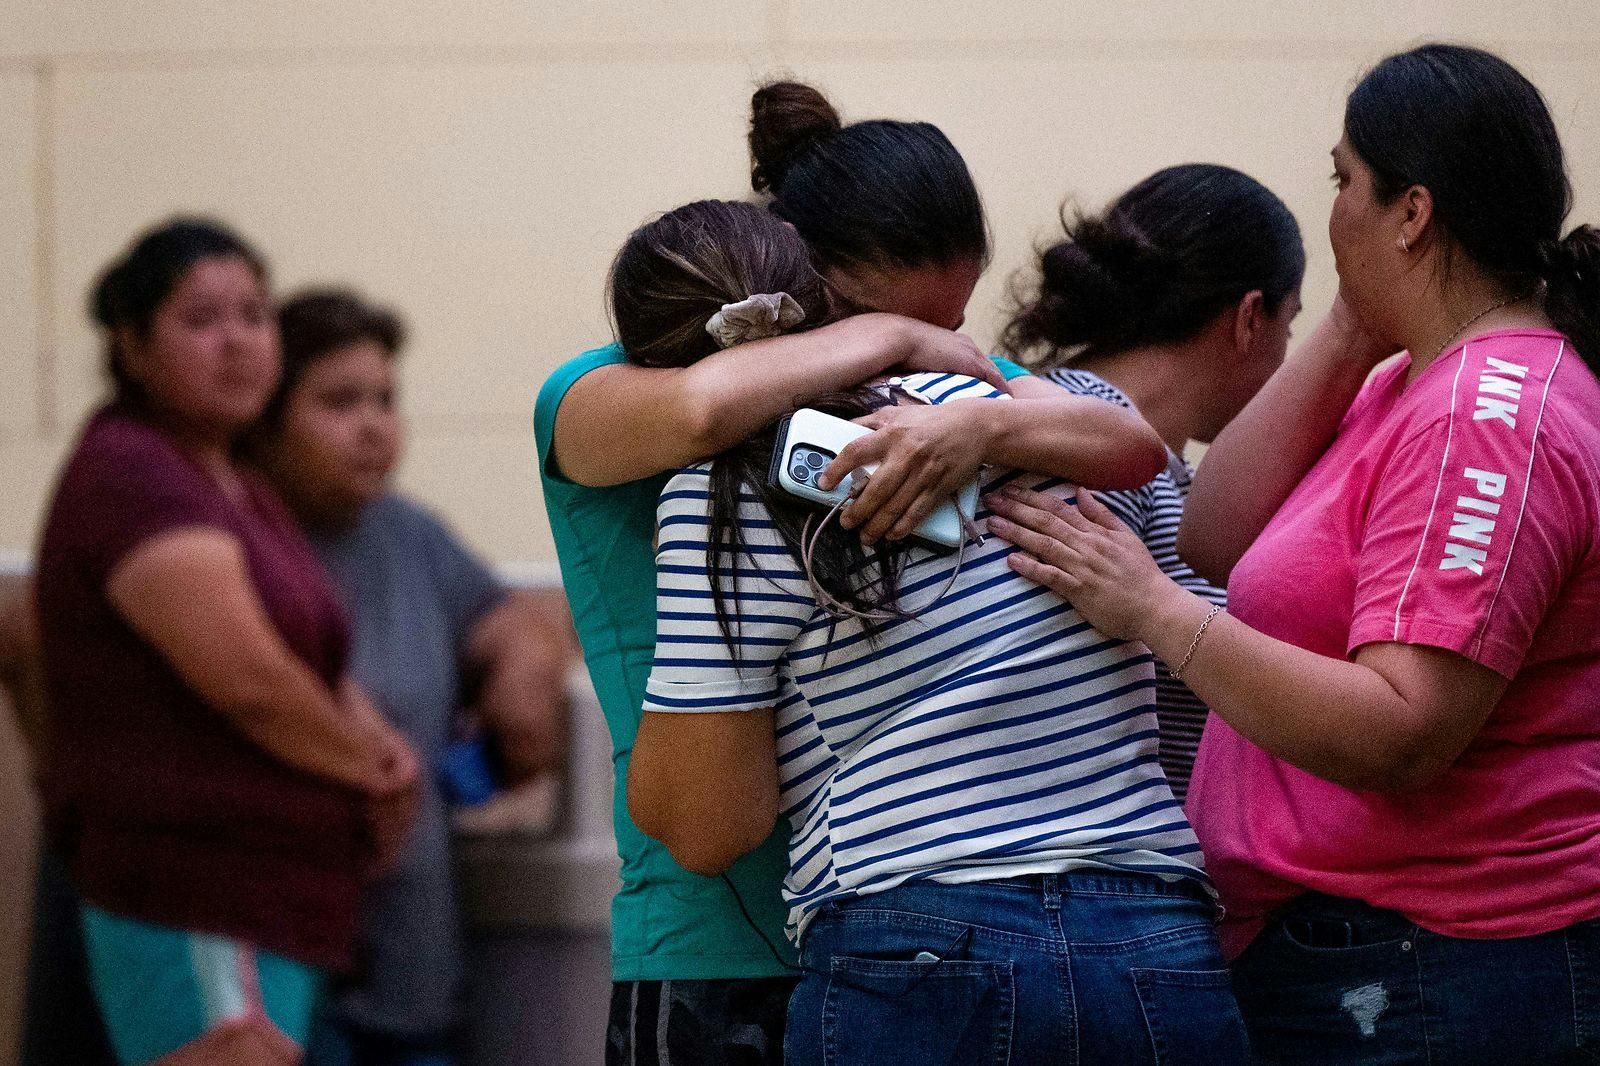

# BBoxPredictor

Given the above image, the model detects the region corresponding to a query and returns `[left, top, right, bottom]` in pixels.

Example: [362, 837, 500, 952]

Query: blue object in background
[440, 736, 498, 808]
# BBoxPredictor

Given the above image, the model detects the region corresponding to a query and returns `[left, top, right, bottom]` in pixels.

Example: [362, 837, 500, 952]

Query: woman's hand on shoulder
[986, 483, 1181, 640]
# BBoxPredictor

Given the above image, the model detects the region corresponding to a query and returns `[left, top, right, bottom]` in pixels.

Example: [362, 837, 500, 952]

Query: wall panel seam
[768, 0, 789, 54]
[32, 58, 56, 437]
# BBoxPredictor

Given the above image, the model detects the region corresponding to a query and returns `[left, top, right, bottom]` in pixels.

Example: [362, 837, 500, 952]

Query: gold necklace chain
[1432, 294, 1525, 361]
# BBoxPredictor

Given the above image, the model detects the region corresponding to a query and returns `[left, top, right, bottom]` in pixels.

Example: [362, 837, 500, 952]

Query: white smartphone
[769, 407, 977, 549]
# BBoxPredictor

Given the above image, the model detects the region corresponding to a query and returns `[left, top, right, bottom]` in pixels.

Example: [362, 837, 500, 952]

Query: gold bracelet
[1172, 604, 1223, 682]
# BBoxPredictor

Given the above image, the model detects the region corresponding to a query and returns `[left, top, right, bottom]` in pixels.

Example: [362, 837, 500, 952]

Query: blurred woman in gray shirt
[248, 289, 574, 1066]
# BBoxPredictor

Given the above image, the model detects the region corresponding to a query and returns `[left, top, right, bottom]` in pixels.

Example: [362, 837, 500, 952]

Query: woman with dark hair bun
[1004, 163, 1305, 798]
[618, 198, 1249, 1066]
[749, 80, 990, 334]
[990, 44, 1600, 1061]
[537, 82, 1164, 1065]
[36, 219, 419, 1064]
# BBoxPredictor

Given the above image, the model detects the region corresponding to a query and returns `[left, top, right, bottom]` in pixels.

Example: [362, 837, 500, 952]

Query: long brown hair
[609, 200, 910, 653]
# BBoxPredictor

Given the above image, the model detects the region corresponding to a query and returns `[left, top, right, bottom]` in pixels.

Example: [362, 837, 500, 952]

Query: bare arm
[107, 527, 401, 792]
[1179, 297, 1393, 585]
[464, 591, 577, 781]
[551, 313, 1008, 487]
[1135, 591, 1502, 790]
[627, 709, 780, 877]
[990, 487, 1507, 792]
[978, 392, 1167, 487]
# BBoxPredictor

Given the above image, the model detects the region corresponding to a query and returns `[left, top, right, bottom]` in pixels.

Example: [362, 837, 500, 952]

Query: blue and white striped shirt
[1046, 369, 1228, 802]
[643, 372, 1208, 941]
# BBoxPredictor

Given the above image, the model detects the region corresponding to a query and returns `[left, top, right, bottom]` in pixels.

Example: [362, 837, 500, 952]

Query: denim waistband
[979, 871, 1211, 903]
[1267, 892, 1417, 945]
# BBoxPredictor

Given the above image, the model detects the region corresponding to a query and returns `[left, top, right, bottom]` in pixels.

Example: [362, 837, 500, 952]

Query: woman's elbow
[628, 793, 774, 877]
[1358, 750, 1453, 794]
[651, 820, 772, 878]
[664, 837, 746, 879]
[1096, 416, 1167, 490]
[1329, 733, 1453, 794]
[1174, 524, 1232, 588]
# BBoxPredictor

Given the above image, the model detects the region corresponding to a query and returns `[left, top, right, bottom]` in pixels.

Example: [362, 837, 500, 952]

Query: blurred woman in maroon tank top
[35, 219, 419, 1065]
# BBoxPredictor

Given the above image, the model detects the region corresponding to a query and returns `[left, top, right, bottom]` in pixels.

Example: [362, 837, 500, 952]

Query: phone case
[769, 408, 977, 549]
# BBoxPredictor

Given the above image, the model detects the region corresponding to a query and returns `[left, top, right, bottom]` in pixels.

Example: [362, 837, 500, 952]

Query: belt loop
[1042, 874, 1062, 912]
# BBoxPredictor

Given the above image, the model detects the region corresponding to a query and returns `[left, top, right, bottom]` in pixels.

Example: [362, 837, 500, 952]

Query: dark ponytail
[748, 80, 989, 275]
[1540, 225, 1600, 372]
[1346, 44, 1600, 372]
[1002, 164, 1304, 367]
[91, 218, 268, 404]
[609, 200, 908, 651]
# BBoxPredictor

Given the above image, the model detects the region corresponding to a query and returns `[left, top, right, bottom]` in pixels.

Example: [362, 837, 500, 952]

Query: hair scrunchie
[705, 292, 806, 349]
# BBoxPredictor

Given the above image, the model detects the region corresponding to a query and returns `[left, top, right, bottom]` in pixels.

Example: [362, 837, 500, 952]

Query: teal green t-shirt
[533, 343, 1031, 981]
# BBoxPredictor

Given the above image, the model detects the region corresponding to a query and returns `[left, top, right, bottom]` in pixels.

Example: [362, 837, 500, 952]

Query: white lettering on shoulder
[1439, 467, 1508, 576]
[1472, 357, 1529, 428]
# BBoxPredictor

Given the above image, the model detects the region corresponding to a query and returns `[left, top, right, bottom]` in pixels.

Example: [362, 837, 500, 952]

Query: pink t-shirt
[1187, 329, 1600, 958]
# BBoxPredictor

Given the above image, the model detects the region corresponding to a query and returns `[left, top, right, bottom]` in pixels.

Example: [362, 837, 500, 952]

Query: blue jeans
[1232, 892, 1600, 1064]
[784, 872, 1249, 1065]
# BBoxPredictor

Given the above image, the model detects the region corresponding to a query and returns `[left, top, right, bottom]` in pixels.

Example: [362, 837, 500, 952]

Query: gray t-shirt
[309, 493, 505, 1038]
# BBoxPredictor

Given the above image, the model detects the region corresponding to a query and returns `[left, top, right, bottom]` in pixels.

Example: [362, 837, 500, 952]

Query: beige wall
[2, 4, 1599, 566]
[1, 4, 1599, 1060]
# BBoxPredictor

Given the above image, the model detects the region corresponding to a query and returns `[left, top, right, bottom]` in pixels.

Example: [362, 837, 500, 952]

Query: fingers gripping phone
[769, 407, 978, 549]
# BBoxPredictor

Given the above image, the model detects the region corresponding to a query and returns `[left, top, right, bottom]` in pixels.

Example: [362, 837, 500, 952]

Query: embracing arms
[550, 314, 1165, 545]
[550, 313, 1008, 488]
[820, 372, 1166, 543]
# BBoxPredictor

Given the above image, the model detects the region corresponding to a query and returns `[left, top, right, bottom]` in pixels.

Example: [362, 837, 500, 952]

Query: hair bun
[1040, 239, 1124, 310]
[1043, 214, 1171, 343]
[749, 81, 843, 194]
[1001, 209, 1184, 359]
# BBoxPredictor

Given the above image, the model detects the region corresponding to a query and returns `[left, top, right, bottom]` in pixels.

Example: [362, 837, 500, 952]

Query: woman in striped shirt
[623, 200, 1251, 1065]
[1000, 164, 1306, 799]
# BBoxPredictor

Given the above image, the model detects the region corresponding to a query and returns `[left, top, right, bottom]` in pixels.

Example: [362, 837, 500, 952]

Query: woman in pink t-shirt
[987, 44, 1600, 1063]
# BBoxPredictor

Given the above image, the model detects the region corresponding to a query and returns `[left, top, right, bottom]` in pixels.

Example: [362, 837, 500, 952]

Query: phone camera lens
[805, 452, 825, 470]
[790, 464, 811, 483]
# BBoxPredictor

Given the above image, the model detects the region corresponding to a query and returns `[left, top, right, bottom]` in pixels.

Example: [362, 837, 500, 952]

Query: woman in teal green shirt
[537, 80, 1166, 1065]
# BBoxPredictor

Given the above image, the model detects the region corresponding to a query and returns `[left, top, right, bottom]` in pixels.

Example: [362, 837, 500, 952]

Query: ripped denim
[1232, 892, 1600, 1065]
